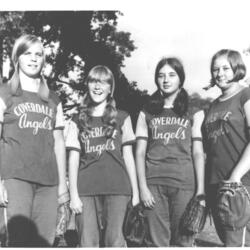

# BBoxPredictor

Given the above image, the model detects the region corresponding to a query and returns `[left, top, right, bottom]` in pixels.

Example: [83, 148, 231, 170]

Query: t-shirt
[136, 108, 195, 190]
[0, 84, 64, 186]
[202, 87, 250, 185]
[66, 110, 135, 196]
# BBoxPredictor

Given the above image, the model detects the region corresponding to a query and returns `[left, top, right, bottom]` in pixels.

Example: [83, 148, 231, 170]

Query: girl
[203, 49, 250, 246]
[0, 34, 68, 246]
[135, 57, 205, 246]
[68, 65, 139, 247]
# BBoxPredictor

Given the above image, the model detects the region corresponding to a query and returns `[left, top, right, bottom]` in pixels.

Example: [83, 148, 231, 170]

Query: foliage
[0, 11, 145, 120]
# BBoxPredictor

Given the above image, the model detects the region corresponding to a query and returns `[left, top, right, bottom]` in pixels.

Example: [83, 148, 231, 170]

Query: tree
[0, 11, 145, 120]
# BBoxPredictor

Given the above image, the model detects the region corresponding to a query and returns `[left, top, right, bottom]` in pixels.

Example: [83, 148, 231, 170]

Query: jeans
[76, 195, 130, 247]
[144, 184, 195, 247]
[0, 178, 58, 247]
[207, 184, 250, 247]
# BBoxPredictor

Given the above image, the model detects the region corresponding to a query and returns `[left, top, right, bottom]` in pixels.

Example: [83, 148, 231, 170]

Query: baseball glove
[216, 181, 250, 231]
[123, 201, 153, 247]
[56, 192, 71, 237]
[179, 194, 207, 234]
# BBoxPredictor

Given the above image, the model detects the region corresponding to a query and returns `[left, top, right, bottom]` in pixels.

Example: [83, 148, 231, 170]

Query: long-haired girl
[0, 34, 67, 246]
[135, 57, 205, 246]
[68, 65, 139, 247]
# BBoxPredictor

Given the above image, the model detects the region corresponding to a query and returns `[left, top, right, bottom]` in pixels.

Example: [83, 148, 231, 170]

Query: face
[157, 64, 181, 96]
[88, 80, 111, 105]
[18, 42, 44, 78]
[212, 56, 234, 90]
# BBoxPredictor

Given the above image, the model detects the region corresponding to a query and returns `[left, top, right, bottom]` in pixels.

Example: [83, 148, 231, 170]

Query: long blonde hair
[78, 65, 117, 138]
[10, 34, 49, 101]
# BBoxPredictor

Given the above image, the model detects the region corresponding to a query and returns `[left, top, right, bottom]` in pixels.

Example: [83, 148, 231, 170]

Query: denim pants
[0, 178, 58, 247]
[207, 184, 250, 247]
[144, 184, 195, 247]
[76, 195, 130, 247]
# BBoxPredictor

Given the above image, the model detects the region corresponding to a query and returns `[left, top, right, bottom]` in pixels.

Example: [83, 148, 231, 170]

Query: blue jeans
[76, 195, 130, 247]
[207, 184, 250, 247]
[0, 178, 58, 247]
[144, 184, 195, 247]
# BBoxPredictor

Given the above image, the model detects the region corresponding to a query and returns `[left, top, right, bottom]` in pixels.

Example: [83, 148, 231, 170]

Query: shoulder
[0, 84, 12, 97]
[0, 84, 12, 105]
[239, 87, 250, 105]
[49, 90, 61, 106]
[116, 109, 130, 121]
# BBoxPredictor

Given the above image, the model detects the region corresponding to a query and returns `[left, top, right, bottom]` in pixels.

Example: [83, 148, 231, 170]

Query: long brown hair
[10, 34, 49, 101]
[78, 65, 117, 138]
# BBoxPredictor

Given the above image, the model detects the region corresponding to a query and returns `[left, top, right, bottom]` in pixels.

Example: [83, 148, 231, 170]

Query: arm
[53, 129, 68, 196]
[123, 145, 140, 206]
[68, 150, 82, 214]
[228, 100, 250, 182]
[0, 98, 8, 206]
[135, 112, 155, 208]
[191, 110, 206, 196]
[121, 115, 139, 206]
[66, 120, 82, 214]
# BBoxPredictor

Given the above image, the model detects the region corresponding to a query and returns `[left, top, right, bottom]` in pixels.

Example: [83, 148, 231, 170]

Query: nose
[30, 53, 37, 61]
[218, 68, 224, 76]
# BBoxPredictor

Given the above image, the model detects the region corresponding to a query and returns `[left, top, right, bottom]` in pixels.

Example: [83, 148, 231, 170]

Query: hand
[140, 186, 155, 209]
[58, 181, 68, 197]
[70, 195, 83, 214]
[195, 192, 206, 207]
[132, 193, 140, 207]
[0, 181, 8, 207]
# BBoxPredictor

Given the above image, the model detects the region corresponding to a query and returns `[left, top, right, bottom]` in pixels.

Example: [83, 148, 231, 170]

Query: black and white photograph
[0, 0, 250, 247]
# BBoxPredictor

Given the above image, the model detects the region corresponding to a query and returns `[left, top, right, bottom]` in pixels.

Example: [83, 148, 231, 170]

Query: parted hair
[78, 65, 117, 138]
[10, 34, 49, 101]
[210, 49, 246, 87]
[145, 57, 189, 116]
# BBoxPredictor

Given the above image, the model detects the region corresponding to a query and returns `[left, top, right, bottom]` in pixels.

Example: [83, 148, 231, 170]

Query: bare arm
[68, 150, 82, 213]
[53, 129, 68, 196]
[192, 110, 206, 195]
[135, 112, 155, 208]
[123, 145, 140, 206]
[228, 100, 250, 182]
[66, 120, 82, 213]
[0, 100, 8, 206]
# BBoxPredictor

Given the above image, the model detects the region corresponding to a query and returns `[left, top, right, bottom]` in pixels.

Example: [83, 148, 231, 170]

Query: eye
[158, 74, 165, 79]
[36, 52, 43, 57]
[169, 73, 177, 77]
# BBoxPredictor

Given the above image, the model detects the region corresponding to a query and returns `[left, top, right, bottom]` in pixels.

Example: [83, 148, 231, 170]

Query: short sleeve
[0, 97, 6, 123]
[54, 103, 65, 130]
[240, 87, 250, 107]
[121, 115, 136, 146]
[64, 120, 81, 152]
[135, 111, 148, 140]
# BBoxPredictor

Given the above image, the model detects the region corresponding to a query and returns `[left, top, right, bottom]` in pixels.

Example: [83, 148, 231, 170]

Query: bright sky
[116, 0, 250, 98]
[3, 0, 250, 98]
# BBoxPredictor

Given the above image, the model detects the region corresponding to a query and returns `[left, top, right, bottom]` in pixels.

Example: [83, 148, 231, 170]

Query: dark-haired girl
[68, 65, 139, 247]
[203, 49, 250, 246]
[135, 57, 205, 246]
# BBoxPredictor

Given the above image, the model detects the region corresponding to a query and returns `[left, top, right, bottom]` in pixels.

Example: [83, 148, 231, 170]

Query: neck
[220, 82, 241, 100]
[163, 90, 179, 108]
[19, 71, 40, 92]
[92, 100, 107, 117]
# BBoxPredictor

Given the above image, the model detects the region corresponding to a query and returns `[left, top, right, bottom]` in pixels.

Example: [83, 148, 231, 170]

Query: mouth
[92, 90, 103, 95]
[28, 65, 38, 69]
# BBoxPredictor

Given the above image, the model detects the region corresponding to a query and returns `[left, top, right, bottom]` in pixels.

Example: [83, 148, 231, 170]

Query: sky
[3, 0, 250, 99]
[115, 0, 250, 98]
